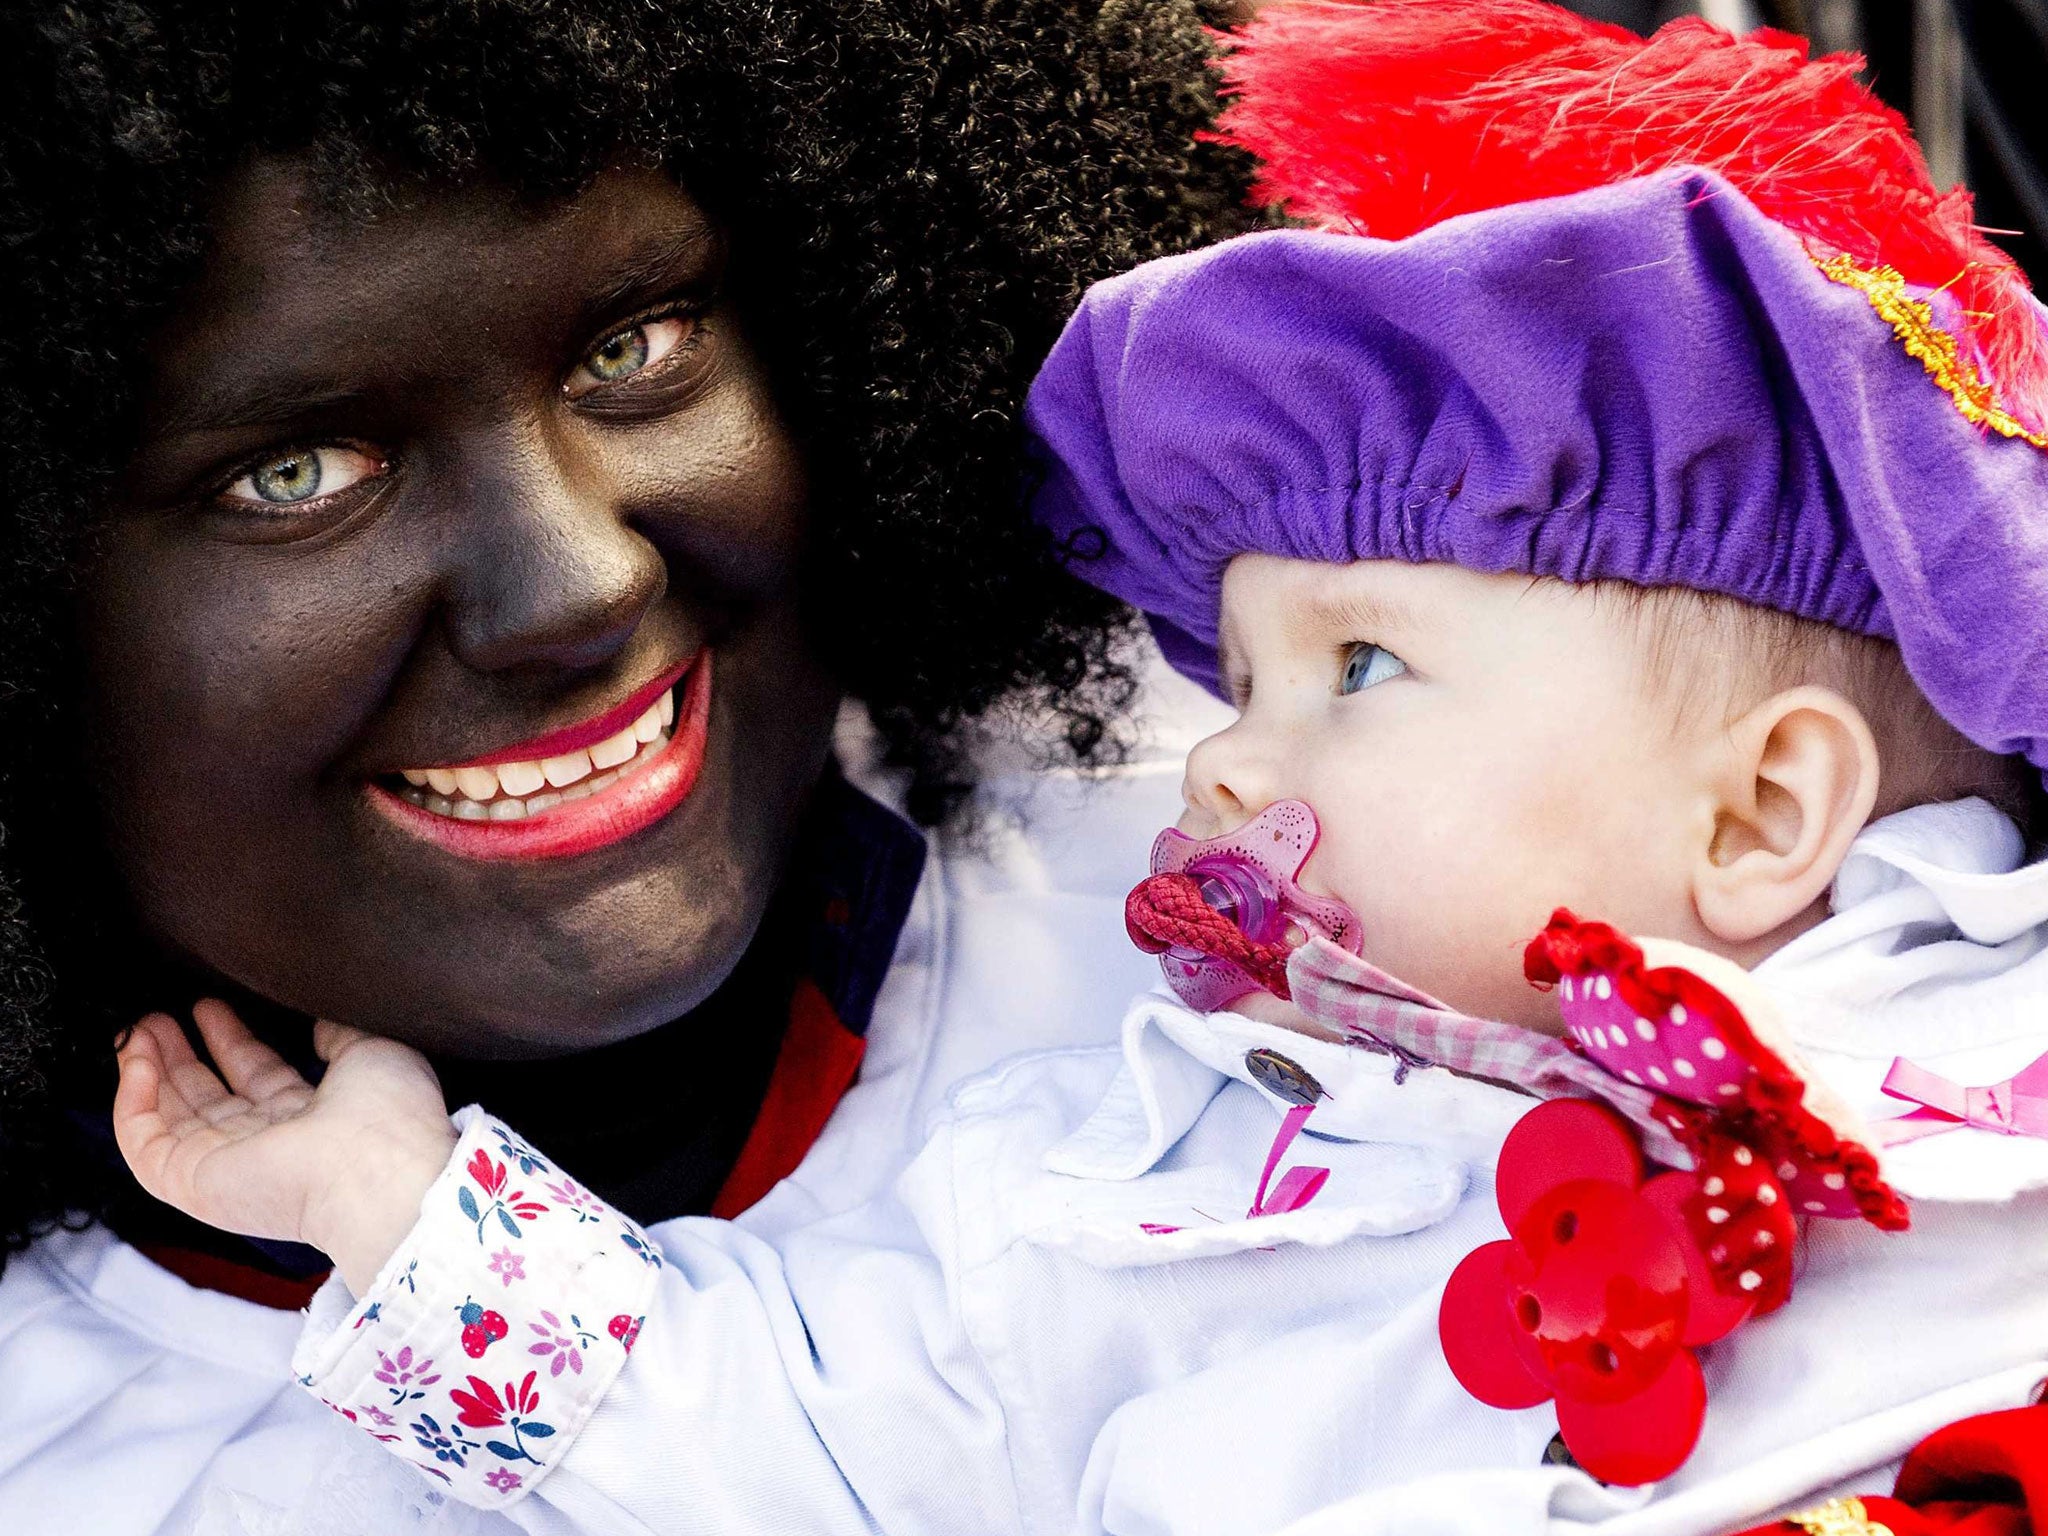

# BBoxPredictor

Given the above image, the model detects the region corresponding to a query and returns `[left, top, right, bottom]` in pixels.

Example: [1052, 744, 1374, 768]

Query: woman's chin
[342, 888, 769, 1061]
[195, 764, 791, 1061]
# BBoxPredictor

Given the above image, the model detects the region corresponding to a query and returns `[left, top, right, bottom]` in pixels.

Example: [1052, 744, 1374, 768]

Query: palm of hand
[114, 1000, 453, 1251]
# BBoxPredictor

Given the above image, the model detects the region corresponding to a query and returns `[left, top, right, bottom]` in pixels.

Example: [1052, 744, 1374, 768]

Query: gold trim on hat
[1813, 251, 2048, 450]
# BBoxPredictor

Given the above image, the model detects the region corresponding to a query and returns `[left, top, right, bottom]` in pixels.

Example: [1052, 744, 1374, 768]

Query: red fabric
[1209, 0, 2048, 440]
[1441, 1099, 1711, 1485]
[710, 978, 866, 1220]
[137, 1244, 330, 1311]
[1728, 1403, 2048, 1533]
[1849, 1499, 2028, 1535]
[1897, 1405, 2048, 1516]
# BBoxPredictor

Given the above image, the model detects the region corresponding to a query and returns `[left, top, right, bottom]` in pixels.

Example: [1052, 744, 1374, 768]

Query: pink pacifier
[1125, 799, 1362, 1012]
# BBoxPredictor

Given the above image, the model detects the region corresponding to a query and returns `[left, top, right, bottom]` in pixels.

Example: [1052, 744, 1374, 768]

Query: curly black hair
[0, 0, 1253, 1267]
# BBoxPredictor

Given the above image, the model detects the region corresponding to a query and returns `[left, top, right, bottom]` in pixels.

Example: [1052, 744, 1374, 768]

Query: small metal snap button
[1244, 1048, 1325, 1107]
[1542, 1432, 1611, 1485]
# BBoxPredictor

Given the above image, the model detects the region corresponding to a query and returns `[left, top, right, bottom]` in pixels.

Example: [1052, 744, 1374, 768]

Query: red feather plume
[1209, 0, 2048, 439]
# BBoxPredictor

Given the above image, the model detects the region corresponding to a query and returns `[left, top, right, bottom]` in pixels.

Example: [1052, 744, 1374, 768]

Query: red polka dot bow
[1437, 912, 1909, 1486]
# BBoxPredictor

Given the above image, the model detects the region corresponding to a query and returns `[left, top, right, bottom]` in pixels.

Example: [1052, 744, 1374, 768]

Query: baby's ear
[1692, 686, 1879, 948]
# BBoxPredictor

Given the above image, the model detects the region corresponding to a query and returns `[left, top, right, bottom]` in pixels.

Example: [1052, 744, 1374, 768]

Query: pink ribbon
[1879, 1051, 2048, 1143]
[1248, 1103, 1330, 1217]
[1141, 1102, 1329, 1235]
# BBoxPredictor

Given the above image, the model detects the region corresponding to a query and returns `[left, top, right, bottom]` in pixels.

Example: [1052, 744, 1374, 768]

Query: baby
[1178, 557, 2024, 1035]
[111, 5, 2048, 1533]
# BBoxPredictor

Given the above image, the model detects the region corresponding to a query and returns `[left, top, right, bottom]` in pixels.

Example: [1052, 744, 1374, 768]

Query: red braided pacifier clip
[1126, 871, 1297, 1001]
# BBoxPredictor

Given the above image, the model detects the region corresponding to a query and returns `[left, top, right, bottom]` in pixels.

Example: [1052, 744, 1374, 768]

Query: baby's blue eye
[1337, 642, 1407, 696]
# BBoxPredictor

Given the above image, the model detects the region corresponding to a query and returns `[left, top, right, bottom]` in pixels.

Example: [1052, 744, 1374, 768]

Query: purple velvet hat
[1026, 29, 2048, 784]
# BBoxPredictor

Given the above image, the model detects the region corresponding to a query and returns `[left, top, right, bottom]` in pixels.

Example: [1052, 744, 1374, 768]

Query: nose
[1180, 717, 1282, 837]
[440, 432, 667, 675]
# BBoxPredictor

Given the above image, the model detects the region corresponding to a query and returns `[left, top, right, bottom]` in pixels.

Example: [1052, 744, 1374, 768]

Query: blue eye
[1338, 642, 1407, 696]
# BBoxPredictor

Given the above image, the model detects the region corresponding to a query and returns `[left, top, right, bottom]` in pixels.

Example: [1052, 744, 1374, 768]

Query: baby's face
[1185, 556, 1722, 1031]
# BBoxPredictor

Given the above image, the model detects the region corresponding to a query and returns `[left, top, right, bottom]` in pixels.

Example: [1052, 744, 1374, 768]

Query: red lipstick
[367, 653, 712, 862]
[444, 658, 697, 769]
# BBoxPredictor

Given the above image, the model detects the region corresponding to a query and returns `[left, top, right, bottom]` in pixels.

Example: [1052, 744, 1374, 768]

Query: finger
[142, 1003, 245, 1122]
[140, 1007, 238, 1119]
[124, 1015, 216, 1137]
[139, 1007, 205, 1075]
[111, 1025, 165, 1146]
[310, 1018, 372, 1063]
[192, 997, 314, 1107]
[110, 1028, 217, 1195]
[110, 1046, 169, 1188]
[124, 1014, 200, 1116]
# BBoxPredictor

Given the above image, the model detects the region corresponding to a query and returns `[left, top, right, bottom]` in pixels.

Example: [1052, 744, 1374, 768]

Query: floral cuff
[290, 1106, 662, 1509]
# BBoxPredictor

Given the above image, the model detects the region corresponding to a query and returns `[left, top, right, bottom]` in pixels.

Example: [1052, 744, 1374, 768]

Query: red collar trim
[136, 1243, 330, 1311]
[711, 978, 866, 1219]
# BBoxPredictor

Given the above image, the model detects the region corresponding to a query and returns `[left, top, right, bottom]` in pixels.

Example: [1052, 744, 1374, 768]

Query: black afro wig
[0, 0, 1253, 1264]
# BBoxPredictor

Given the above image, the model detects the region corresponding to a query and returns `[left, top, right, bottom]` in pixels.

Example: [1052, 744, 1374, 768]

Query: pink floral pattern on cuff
[291, 1107, 659, 1510]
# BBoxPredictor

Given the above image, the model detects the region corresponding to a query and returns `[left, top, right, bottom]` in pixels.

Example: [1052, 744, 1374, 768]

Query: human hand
[114, 999, 457, 1296]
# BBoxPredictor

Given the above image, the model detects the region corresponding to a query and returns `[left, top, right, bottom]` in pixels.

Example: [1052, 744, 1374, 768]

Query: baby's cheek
[1361, 828, 1578, 1026]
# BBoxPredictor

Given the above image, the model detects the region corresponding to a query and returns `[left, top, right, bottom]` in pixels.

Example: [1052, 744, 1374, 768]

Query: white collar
[1756, 797, 2048, 1200]
[1761, 797, 2048, 1053]
[1043, 987, 1530, 1185]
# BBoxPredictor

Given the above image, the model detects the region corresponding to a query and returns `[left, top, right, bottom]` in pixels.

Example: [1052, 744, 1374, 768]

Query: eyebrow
[1291, 583, 1433, 648]
[153, 376, 371, 439]
[148, 223, 726, 442]
[1214, 574, 1433, 704]
[579, 223, 723, 330]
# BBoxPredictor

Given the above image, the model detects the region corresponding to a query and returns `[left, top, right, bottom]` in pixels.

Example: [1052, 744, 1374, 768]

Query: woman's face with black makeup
[80, 160, 841, 1059]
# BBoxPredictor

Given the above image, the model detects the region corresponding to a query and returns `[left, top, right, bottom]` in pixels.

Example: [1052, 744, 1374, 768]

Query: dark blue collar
[785, 768, 927, 1037]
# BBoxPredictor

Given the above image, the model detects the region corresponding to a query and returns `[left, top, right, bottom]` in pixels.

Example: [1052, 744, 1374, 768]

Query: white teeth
[589, 726, 638, 770]
[396, 691, 678, 823]
[496, 759, 546, 797]
[542, 749, 594, 788]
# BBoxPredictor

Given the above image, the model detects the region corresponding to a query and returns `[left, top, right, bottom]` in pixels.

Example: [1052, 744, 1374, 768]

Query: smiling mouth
[366, 653, 712, 861]
[390, 684, 677, 820]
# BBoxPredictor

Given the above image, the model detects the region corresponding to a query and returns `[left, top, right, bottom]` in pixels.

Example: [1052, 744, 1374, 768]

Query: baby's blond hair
[1592, 583, 2034, 826]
